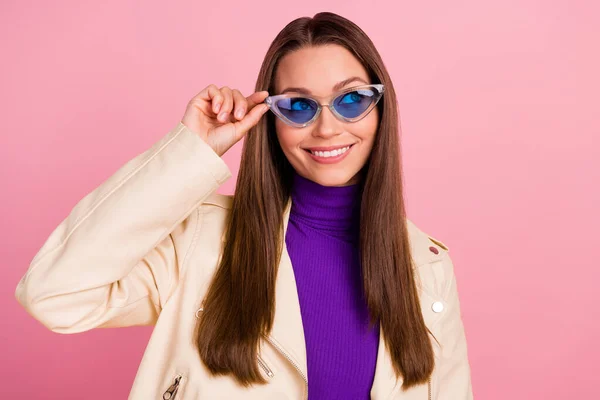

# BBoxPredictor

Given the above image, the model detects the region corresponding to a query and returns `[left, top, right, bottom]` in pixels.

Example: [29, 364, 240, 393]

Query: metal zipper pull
[265, 336, 307, 399]
[257, 355, 274, 378]
[163, 374, 182, 400]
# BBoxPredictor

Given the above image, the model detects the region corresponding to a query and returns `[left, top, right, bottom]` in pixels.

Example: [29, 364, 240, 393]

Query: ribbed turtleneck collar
[289, 170, 362, 238]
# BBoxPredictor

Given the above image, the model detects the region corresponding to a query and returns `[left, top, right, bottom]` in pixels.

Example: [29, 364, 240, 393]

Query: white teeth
[310, 146, 350, 158]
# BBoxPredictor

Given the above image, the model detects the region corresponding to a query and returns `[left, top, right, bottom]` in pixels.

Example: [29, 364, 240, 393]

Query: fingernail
[218, 112, 227, 120]
[236, 109, 244, 118]
[214, 103, 221, 113]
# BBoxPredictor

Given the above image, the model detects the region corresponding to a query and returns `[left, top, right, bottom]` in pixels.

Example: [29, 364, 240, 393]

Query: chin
[304, 171, 359, 187]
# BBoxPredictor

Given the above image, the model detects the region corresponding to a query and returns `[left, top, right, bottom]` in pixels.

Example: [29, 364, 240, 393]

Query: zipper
[162, 374, 182, 400]
[428, 376, 432, 400]
[265, 336, 308, 400]
[257, 355, 274, 378]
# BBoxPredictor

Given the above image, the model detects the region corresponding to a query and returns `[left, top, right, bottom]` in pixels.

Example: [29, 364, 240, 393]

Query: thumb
[232, 102, 269, 139]
[246, 90, 270, 108]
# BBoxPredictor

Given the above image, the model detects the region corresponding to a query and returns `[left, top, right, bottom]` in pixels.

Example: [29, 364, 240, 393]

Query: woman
[15, 12, 473, 400]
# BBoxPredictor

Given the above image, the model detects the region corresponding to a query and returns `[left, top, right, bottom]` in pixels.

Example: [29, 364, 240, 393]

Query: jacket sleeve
[435, 252, 474, 399]
[14, 122, 232, 333]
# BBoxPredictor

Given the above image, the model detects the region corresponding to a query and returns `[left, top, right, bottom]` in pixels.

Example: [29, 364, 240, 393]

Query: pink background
[2, 1, 598, 398]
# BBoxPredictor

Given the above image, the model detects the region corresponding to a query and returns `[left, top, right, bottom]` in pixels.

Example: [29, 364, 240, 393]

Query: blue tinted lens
[276, 97, 319, 124]
[333, 88, 376, 118]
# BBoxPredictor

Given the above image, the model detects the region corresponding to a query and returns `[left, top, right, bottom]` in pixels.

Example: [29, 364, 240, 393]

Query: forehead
[274, 44, 370, 96]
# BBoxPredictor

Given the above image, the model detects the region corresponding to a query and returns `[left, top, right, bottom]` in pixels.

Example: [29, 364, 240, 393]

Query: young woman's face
[273, 45, 379, 187]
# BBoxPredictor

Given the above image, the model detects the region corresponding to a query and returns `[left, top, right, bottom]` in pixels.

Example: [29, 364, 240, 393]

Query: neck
[289, 171, 362, 234]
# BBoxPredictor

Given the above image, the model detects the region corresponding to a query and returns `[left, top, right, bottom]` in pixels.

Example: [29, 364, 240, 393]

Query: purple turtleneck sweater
[285, 171, 380, 399]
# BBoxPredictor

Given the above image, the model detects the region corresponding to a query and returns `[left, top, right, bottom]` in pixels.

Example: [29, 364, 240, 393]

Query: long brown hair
[195, 11, 434, 391]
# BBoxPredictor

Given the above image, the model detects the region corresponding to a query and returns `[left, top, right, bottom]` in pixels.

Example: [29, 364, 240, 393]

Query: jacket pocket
[162, 372, 186, 400]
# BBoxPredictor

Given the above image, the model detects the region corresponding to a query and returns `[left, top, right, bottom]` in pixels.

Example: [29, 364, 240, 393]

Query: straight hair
[195, 11, 435, 391]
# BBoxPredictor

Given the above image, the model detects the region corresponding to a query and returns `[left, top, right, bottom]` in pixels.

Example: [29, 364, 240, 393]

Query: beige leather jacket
[15, 122, 474, 399]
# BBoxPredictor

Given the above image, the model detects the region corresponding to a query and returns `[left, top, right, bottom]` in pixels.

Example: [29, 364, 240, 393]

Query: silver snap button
[195, 307, 204, 319]
[432, 301, 444, 313]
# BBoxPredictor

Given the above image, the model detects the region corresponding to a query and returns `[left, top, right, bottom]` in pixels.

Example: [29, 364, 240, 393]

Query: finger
[246, 91, 270, 109]
[232, 89, 248, 120]
[217, 86, 233, 122]
[197, 85, 223, 114]
[233, 103, 269, 139]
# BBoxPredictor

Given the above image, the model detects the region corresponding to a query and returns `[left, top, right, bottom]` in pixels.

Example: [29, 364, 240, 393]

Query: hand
[181, 85, 270, 157]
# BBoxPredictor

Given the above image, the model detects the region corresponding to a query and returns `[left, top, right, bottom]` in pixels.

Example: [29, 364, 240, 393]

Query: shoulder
[406, 219, 463, 308]
[170, 192, 232, 253]
[194, 192, 233, 243]
[199, 192, 233, 211]
[405, 218, 450, 268]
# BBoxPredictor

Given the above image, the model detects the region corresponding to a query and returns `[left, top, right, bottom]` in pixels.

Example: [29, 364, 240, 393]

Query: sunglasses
[264, 83, 384, 128]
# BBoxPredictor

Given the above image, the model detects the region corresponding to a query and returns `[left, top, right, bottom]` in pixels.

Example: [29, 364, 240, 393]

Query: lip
[303, 144, 356, 152]
[304, 144, 355, 164]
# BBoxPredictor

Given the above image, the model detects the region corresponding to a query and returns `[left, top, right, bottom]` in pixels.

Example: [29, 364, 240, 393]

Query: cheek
[353, 112, 379, 143]
[275, 121, 302, 153]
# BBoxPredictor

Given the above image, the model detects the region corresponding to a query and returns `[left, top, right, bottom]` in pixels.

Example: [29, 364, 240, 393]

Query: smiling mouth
[304, 144, 355, 158]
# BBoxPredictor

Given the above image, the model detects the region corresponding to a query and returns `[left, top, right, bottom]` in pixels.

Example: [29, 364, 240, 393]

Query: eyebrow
[280, 76, 369, 95]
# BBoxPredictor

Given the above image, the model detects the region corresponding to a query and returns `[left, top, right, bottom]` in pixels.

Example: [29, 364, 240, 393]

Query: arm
[15, 122, 231, 333]
[435, 252, 474, 399]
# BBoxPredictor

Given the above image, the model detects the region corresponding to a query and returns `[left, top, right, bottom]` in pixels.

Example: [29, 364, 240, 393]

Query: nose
[312, 106, 340, 139]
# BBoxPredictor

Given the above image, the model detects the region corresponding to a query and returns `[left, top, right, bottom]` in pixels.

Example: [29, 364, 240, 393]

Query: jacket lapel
[267, 197, 309, 382]
[370, 324, 403, 398]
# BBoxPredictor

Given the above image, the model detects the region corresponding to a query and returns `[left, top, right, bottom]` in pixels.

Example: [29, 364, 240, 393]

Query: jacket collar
[267, 197, 444, 397]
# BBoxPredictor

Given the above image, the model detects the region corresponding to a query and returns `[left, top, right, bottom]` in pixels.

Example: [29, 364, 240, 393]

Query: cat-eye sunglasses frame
[263, 83, 385, 128]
